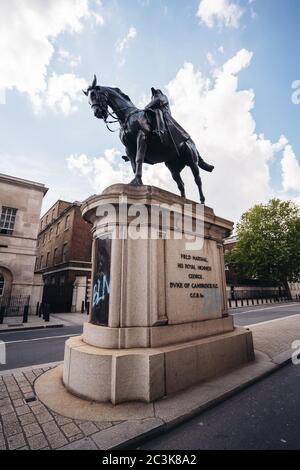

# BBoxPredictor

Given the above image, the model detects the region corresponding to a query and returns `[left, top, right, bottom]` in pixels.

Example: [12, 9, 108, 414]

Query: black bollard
[44, 304, 50, 322]
[23, 305, 29, 323]
[86, 301, 90, 315]
[0, 306, 5, 325]
[81, 300, 85, 314]
[36, 302, 40, 316]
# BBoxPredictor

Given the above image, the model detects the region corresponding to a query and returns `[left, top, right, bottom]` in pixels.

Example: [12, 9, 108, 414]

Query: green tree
[226, 199, 300, 298]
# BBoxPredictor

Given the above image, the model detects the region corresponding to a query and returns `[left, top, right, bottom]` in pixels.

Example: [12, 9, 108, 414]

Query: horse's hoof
[129, 177, 143, 186]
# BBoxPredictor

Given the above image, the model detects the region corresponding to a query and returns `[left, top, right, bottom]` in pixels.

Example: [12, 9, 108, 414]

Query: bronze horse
[83, 75, 214, 204]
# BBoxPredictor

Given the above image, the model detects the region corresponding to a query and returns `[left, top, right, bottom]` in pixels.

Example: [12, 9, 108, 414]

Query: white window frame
[0, 206, 17, 235]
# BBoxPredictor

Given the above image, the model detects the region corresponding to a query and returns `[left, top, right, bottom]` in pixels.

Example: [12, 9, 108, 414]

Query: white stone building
[0, 173, 48, 313]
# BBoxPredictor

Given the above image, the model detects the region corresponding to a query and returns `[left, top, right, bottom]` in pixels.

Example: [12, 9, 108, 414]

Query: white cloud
[116, 27, 137, 66]
[197, 0, 244, 29]
[58, 48, 81, 68]
[67, 148, 176, 195]
[281, 145, 300, 193]
[31, 73, 88, 116]
[0, 0, 103, 111]
[162, 49, 293, 220]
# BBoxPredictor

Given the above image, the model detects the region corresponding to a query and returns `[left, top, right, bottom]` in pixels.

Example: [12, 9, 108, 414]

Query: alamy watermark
[291, 80, 300, 105]
[0, 340, 6, 365]
[94, 196, 205, 251]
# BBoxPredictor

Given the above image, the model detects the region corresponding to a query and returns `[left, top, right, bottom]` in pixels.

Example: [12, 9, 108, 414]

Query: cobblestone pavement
[0, 365, 117, 450]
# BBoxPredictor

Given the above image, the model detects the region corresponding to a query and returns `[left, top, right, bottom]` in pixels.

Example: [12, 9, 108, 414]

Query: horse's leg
[190, 160, 205, 204]
[165, 161, 186, 198]
[130, 129, 148, 186]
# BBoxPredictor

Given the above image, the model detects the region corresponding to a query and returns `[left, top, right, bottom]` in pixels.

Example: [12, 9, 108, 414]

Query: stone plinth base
[63, 328, 254, 405]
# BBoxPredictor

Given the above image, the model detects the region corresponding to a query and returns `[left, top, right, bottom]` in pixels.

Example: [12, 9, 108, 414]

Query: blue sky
[0, 0, 300, 221]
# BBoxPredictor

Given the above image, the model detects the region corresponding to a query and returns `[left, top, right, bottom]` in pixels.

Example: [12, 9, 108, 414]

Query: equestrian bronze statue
[83, 75, 214, 204]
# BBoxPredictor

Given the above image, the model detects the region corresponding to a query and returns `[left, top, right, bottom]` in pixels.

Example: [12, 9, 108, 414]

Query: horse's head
[83, 75, 109, 121]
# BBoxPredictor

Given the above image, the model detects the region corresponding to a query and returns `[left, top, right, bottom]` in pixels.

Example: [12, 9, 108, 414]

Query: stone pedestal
[63, 184, 254, 404]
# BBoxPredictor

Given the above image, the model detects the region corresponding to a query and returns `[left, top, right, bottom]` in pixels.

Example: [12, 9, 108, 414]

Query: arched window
[0, 274, 4, 297]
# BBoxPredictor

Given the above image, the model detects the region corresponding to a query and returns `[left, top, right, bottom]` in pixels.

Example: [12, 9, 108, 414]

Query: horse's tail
[197, 150, 214, 173]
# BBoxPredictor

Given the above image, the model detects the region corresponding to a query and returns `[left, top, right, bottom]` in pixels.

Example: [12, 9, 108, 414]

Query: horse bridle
[90, 88, 140, 133]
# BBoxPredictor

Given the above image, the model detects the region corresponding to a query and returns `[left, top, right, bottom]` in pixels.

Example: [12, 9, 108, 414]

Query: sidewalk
[0, 315, 300, 450]
[0, 315, 63, 333]
[0, 312, 87, 333]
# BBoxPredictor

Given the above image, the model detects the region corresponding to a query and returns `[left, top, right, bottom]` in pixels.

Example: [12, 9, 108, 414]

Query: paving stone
[68, 433, 84, 443]
[47, 431, 68, 449]
[24, 372, 36, 384]
[9, 391, 23, 400]
[55, 415, 73, 426]
[0, 404, 14, 415]
[95, 422, 113, 432]
[23, 423, 42, 438]
[7, 433, 26, 450]
[0, 397, 11, 407]
[15, 404, 30, 416]
[36, 411, 54, 424]
[32, 369, 43, 377]
[20, 387, 33, 395]
[0, 432, 5, 445]
[17, 446, 29, 450]
[31, 403, 47, 415]
[3, 421, 23, 437]
[19, 413, 37, 426]
[27, 433, 49, 450]
[61, 422, 81, 438]
[13, 399, 24, 407]
[78, 421, 98, 436]
[2, 412, 18, 424]
[59, 437, 98, 450]
[6, 385, 20, 393]
[41, 420, 60, 436]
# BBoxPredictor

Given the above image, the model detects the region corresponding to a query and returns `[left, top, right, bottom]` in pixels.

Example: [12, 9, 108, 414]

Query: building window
[40, 255, 44, 268]
[0, 206, 17, 235]
[65, 215, 70, 230]
[62, 243, 68, 263]
[46, 252, 50, 267]
[43, 233, 46, 245]
[53, 248, 58, 264]
[0, 275, 4, 296]
[56, 223, 60, 236]
[52, 209, 55, 221]
[49, 228, 53, 240]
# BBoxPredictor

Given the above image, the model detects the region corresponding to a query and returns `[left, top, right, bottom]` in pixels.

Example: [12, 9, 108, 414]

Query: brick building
[35, 200, 92, 312]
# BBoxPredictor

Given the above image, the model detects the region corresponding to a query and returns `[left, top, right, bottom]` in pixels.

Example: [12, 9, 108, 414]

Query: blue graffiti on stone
[92, 273, 111, 307]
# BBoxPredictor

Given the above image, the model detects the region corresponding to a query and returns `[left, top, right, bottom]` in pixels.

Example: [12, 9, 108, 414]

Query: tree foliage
[226, 199, 300, 287]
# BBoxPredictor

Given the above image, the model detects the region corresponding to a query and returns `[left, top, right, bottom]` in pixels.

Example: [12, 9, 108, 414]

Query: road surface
[139, 362, 300, 450]
[0, 324, 82, 371]
[232, 302, 300, 326]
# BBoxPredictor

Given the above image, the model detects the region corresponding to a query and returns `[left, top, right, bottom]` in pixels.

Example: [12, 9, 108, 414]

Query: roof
[0, 173, 48, 195]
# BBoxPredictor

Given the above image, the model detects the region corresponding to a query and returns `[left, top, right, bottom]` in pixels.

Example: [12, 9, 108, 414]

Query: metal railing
[0, 295, 30, 324]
